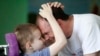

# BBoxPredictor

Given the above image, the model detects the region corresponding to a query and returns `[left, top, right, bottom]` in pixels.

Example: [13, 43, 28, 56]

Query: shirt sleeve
[80, 22, 100, 55]
[25, 47, 50, 56]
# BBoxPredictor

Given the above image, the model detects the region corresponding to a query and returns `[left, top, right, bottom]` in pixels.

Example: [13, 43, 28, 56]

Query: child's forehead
[32, 29, 41, 38]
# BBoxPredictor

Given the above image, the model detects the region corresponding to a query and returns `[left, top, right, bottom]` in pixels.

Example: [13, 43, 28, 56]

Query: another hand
[49, 1, 64, 9]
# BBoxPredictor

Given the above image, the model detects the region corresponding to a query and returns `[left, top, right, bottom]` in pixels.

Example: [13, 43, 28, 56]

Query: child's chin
[39, 45, 45, 51]
[42, 45, 46, 49]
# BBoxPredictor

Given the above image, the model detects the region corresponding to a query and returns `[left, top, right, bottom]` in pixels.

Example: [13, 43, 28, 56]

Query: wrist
[46, 15, 55, 20]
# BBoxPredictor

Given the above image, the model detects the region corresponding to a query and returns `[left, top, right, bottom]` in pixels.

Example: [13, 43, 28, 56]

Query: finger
[47, 3, 50, 8]
[54, 2, 59, 7]
[43, 4, 48, 9]
[41, 4, 45, 9]
[57, 3, 61, 8]
[39, 9, 43, 12]
[50, 1, 58, 7]
[41, 4, 44, 7]
[47, 2, 51, 5]
[39, 12, 41, 16]
[41, 4, 47, 9]
[50, 2, 55, 7]
[46, 3, 52, 11]
[61, 5, 64, 9]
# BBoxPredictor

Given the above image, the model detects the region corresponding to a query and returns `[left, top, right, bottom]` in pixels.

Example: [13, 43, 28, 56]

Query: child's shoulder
[24, 47, 50, 56]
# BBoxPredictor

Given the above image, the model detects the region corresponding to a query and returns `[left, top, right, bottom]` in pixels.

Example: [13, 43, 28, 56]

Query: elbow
[63, 39, 67, 46]
[59, 39, 67, 47]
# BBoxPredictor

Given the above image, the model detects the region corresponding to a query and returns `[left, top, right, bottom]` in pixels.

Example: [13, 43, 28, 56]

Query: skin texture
[31, 29, 45, 51]
[25, 28, 46, 54]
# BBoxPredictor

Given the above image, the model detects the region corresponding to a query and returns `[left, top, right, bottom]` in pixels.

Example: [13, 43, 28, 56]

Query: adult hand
[49, 1, 64, 9]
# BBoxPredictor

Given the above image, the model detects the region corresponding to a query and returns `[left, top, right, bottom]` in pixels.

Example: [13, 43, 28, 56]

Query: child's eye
[39, 35, 45, 40]
[41, 35, 45, 39]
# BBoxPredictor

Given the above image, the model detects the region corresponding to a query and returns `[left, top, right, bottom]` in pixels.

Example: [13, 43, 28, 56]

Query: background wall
[0, 0, 28, 44]
[29, 0, 90, 14]
[28, 0, 100, 14]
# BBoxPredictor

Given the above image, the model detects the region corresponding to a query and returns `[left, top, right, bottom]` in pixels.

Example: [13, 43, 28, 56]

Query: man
[37, 2, 100, 56]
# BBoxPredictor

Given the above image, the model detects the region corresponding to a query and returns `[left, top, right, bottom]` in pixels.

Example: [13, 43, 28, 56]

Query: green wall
[0, 0, 28, 44]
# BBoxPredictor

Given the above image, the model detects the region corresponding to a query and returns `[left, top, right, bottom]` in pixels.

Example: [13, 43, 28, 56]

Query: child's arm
[39, 3, 67, 56]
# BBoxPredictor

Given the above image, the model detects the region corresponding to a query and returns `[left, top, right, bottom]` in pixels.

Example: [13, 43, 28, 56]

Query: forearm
[47, 15, 67, 56]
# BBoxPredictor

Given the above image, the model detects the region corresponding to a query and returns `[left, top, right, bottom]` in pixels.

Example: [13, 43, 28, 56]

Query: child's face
[31, 29, 45, 51]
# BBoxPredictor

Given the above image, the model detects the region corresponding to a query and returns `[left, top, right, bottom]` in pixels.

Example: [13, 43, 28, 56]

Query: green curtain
[0, 0, 28, 44]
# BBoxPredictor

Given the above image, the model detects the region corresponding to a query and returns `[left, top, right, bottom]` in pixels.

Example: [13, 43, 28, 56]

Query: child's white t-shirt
[58, 14, 100, 56]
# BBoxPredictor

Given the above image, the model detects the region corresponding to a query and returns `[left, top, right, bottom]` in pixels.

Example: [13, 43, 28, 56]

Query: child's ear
[25, 41, 32, 50]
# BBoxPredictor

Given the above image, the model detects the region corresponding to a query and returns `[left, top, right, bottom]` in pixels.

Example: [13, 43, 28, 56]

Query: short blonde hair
[14, 23, 38, 52]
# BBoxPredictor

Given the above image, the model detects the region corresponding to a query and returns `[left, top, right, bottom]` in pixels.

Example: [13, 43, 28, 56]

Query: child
[14, 4, 67, 56]
[14, 24, 45, 56]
